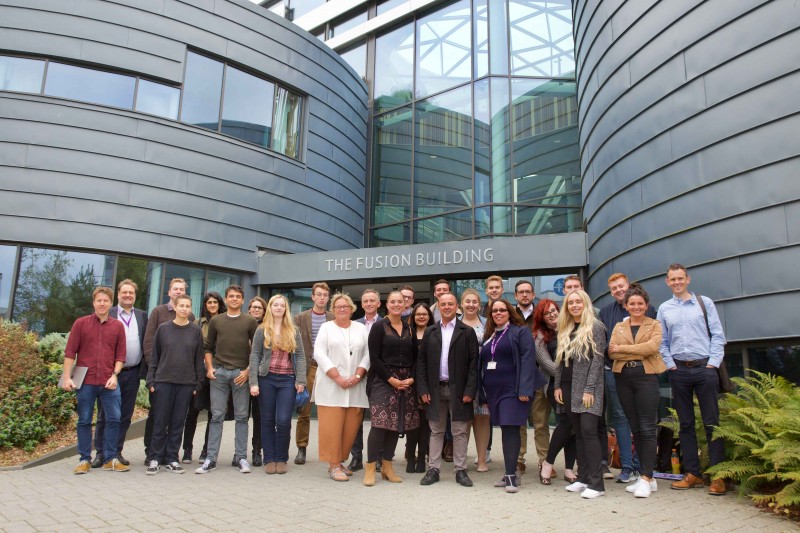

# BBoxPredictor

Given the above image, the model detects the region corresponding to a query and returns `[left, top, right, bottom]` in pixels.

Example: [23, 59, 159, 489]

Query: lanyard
[118, 308, 132, 328]
[489, 326, 509, 362]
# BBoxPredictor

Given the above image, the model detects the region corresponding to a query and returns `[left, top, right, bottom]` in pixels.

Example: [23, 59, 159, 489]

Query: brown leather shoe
[671, 473, 704, 490]
[708, 478, 727, 495]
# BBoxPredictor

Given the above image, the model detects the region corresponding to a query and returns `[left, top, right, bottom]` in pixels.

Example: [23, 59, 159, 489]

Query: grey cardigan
[534, 331, 558, 378]
[554, 321, 607, 417]
[248, 327, 307, 388]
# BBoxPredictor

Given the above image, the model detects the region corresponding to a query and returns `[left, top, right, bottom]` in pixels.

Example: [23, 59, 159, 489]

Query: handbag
[695, 295, 735, 393]
[294, 388, 310, 411]
[608, 430, 621, 469]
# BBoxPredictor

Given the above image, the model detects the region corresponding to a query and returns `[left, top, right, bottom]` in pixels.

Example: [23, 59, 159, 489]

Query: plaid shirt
[268, 348, 294, 375]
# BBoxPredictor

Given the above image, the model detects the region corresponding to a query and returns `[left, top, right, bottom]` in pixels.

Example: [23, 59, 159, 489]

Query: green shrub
[137, 379, 150, 408]
[0, 320, 45, 397]
[659, 402, 711, 472]
[707, 371, 800, 509]
[38, 332, 68, 364]
[0, 366, 75, 451]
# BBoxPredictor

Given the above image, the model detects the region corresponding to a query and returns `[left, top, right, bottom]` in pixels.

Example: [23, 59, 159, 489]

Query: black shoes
[252, 451, 263, 467]
[456, 470, 473, 487]
[90, 455, 104, 469]
[420, 468, 440, 485]
[348, 456, 363, 472]
[375, 460, 381, 473]
[294, 447, 306, 465]
[117, 454, 130, 466]
[181, 450, 192, 464]
[406, 461, 416, 473]
[416, 455, 427, 473]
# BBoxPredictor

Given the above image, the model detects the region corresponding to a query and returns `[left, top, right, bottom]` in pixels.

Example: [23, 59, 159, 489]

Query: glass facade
[366, 0, 579, 246]
[0, 55, 44, 92]
[3, 245, 241, 333]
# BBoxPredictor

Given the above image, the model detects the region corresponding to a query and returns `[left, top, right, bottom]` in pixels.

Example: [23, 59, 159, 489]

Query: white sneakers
[581, 488, 605, 499]
[565, 481, 588, 492]
[626, 477, 657, 497]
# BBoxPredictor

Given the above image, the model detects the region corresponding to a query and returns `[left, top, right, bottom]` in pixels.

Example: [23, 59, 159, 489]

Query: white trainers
[165, 462, 185, 474]
[581, 488, 605, 499]
[195, 459, 216, 474]
[626, 478, 658, 493]
[238, 457, 252, 474]
[565, 481, 588, 492]
[146, 460, 159, 475]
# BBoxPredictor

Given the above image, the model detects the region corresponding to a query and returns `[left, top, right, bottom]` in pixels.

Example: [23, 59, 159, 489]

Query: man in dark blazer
[91, 279, 148, 467]
[417, 293, 479, 487]
[293, 282, 333, 465]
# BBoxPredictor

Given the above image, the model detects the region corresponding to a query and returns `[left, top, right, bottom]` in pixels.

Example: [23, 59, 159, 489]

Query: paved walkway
[0, 421, 795, 532]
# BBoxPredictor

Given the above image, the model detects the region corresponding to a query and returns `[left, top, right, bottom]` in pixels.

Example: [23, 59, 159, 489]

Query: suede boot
[381, 460, 402, 483]
[363, 461, 376, 486]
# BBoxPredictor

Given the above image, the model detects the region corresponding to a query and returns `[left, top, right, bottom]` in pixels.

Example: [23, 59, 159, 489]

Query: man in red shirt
[61, 287, 128, 474]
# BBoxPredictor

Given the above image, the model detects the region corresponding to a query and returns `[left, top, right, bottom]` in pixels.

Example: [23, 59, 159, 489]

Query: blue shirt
[657, 293, 726, 369]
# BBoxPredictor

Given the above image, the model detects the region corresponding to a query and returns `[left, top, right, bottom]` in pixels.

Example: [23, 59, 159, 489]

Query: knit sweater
[146, 321, 205, 389]
[204, 313, 258, 370]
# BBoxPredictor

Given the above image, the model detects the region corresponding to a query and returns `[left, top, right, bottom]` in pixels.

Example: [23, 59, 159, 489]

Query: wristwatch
[113, 371, 120, 377]
[355, 374, 362, 380]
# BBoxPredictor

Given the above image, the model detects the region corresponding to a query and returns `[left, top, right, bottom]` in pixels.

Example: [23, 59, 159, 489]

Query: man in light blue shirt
[657, 263, 727, 495]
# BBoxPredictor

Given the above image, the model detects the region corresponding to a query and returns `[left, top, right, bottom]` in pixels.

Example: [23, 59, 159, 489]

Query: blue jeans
[257, 374, 296, 463]
[95, 365, 139, 457]
[605, 369, 639, 470]
[207, 366, 250, 462]
[77, 384, 121, 462]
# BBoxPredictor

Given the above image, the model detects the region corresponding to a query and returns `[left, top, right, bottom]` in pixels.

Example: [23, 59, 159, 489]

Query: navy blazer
[478, 324, 547, 403]
[109, 306, 148, 379]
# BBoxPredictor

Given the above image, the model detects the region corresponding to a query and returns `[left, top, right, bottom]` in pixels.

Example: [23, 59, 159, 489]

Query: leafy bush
[137, 379, 150, 408]
[0, 366, 75, 451]
[706, 371, 800, 509]
[0, 320, 44, 397]
[659, 402, 711, 472]
[38, 332, 68, 364]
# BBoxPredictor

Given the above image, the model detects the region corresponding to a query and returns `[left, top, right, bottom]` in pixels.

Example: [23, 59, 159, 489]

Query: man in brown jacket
[293, 282, 333, 464]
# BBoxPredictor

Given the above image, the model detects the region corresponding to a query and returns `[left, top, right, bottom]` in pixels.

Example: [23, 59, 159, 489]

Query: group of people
[61, 263, 729, 499]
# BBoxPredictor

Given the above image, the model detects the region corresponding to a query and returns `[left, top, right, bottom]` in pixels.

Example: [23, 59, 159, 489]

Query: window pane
[181, 52, 224, 130]
[749, 345, 800, 386]
[473, 78, 491, 205]
[374, 23, 415, 113]
[377, 0, 407, 16]
[340, 42, 367, 79]
[415, 210, 472, 243]
[488, 0, 509, 75]
[45, 63, 135, 109]
[207, 270, 242, 297]
[162, 263, 205, 318]
[372, 106, 413, 225]
[271, 287, 313, 316]
[13, 247, 115, 335]
[145, 261, 163, 313]
[135, 79, 180, 119]
[272, 87, 303, 159]
[515, 205, 581, 235]
[490, 77, 511, 213]
[0, 56, 44, 92]
[329, 9, 368, 39]
[115, 256, 150, 311]
[0, 245, 18, 317]
[372, 223, 411, 247]
[288, 0, 325, 20]
[473, 0, 488, 78]
[414, 84, 472, 217]
[415, 0, 472, 99]
[221, 66, 275, 147]
[509, 0, 575, 77]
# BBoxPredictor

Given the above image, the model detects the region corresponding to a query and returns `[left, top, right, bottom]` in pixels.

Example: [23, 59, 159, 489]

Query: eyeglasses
[249, 306, 264, 311]
[402, 295, 414, 300]
[544, 309, 559, 317]
[515, 290, 533, 295]
[334, 306, 351, 311]
[492, 309, 509, 314]
[414, 313, 429, 318]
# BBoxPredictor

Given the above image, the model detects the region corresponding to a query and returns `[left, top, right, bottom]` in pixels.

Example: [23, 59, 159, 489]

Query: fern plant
[707, 371, 800, 508]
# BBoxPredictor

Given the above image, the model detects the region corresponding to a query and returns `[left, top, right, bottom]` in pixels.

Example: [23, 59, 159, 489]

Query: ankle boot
[381, 460, 402, 483]
[363, 461, 376, 486]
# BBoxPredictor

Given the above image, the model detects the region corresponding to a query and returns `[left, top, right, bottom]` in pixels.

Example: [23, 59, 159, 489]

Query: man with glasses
[514, 280, 550, 475]
[293, 282, 333, 465]
[400, 285, 415, 318]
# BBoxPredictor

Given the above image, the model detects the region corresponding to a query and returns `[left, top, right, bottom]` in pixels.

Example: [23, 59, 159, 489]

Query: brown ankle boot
[381, 460, 402, 483]
[363, 462, 376, 486]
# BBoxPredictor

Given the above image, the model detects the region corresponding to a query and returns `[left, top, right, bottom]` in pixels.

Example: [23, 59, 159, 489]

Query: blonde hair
[329, 293, 356, 314]
[555, 290, 599, 367]
[460, 288, 481, 305]
[262, 295, 297, 353]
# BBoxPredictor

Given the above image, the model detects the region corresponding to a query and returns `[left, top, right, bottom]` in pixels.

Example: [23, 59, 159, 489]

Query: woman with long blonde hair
[249, 294, 306, 475]
[553, 289, 607, 499]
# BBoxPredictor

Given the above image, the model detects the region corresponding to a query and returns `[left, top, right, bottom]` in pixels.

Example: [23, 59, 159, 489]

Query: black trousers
[669, 363, 724, 476]
[564, 381, 604, 491]
[149, 383, 194, 465]
[546, 378, 576, 469]
[615, 366, 660, 477]
[367, 427, 399, 463]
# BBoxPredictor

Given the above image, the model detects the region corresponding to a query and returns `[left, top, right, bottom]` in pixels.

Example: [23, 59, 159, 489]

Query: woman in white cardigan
[313, 293, 370, 482]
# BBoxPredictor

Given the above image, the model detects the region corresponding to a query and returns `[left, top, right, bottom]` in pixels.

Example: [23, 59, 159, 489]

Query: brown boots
[380, 460, 402, 483]
[363, 462, 376, 486]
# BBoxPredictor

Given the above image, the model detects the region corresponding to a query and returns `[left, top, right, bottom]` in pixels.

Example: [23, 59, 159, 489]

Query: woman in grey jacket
[554, 289, 607, 499]
[249, 295, 306, 475]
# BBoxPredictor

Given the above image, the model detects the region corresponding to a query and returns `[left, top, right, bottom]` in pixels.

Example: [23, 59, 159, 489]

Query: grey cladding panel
[741, 247, 800, 297]
[723, 292, 800, 342]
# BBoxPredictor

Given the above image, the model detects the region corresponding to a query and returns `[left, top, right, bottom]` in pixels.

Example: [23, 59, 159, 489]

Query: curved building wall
[0, 0, 368, 273]
[574, 0, 800, 342]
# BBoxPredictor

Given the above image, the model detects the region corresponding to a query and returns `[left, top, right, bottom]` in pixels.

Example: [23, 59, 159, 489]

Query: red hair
[533, 299, 560, 343]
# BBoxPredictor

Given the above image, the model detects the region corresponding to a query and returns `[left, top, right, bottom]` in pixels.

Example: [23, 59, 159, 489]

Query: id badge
[487, 361, 497, 370]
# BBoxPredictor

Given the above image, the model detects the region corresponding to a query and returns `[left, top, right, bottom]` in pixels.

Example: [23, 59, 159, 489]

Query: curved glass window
[375, 23, 415, 113]
[415, 0, 472, 98]
[181, 52, 224, 130]
[222, 66, 275, 148]
[372, 105, 413, 226]
[272, 87, 303, 159]
[414, 84, 472, 217]
[135, 79, 180, 119]
[0, 245, 18, 318]
[0, 56, 44, 92]
[509, 0, 575, 77]
[416, 210, 472, 243]
[45, 62, 135, 109]
[340, 42, 367, 79]
[373, 223, 411, 247]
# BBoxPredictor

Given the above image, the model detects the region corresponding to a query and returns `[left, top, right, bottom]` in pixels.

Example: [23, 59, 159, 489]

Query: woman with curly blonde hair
[249, 294, 306, 474]
[553, 289, 607, 499]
